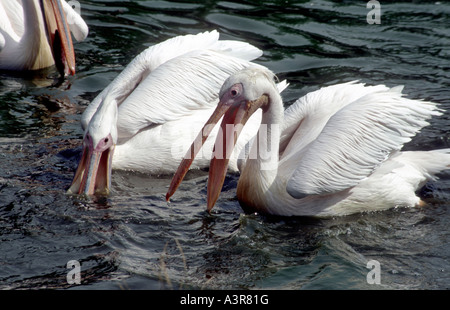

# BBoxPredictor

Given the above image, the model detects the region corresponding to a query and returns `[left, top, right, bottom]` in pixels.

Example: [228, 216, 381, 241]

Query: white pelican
[0, 0, 88, 76]
[68, 30, 288, 196]
[167, 67, 450, 217]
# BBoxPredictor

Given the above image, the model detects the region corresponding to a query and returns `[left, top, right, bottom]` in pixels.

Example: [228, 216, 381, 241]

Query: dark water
[0, 0, 449, 290]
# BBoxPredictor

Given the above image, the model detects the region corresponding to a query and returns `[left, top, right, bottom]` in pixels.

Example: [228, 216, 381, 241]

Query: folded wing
[282, 83, 441, 198]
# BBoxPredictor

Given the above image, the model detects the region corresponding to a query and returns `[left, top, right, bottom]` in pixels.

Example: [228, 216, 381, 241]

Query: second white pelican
[167, 67, 450, 217]
[68, 31, 288, 196]
[0, 0, 88, 76]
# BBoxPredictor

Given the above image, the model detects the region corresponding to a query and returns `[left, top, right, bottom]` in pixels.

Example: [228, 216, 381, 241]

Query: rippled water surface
[0, 1, 449, 290]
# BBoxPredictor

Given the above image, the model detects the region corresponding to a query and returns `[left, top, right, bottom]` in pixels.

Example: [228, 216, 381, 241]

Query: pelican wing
[279, 82, 390, 155]
[116, 50, 264, 138]
[284, 84, 441, 198]
[81, 31, 262, 135]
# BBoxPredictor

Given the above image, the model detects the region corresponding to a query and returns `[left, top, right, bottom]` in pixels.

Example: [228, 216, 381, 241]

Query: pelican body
[68, 31, 288, 196]
[0, 0, 88, 76]
[167, 67, 450, 217]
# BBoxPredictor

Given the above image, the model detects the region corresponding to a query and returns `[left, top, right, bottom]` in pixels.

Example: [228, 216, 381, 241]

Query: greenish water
[0, 1, 449, 290]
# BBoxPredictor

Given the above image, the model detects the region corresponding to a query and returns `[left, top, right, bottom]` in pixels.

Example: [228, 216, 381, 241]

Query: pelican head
[166, 67, 278, 210]
[68, 96, 118, 196]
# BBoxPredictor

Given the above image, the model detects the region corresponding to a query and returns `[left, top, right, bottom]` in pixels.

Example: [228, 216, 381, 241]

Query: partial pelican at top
[0, 0, 88, 76]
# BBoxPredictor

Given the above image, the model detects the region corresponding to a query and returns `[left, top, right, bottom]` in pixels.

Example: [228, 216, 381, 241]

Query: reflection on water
[0, 1, 449, 290]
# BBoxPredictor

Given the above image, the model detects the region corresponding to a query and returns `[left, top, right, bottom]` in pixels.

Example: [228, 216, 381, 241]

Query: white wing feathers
[284, 83, 442, 198]
[81, 31, 263, 136]
[116, 51, 264, 138]
[279, 82, 389, 155]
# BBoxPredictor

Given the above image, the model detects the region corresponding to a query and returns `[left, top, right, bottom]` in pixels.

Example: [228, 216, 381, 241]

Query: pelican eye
[230, 88, 240, 97]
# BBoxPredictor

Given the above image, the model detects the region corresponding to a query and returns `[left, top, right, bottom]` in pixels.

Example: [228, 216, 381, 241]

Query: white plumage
[167, 67, 450, 217]
[281, 82, 439, 198]
[68, 31, 288, 195]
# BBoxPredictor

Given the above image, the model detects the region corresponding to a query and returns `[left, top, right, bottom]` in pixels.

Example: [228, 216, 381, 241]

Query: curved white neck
[242, 87, 284, 182]
[236, 86, 284, 211]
